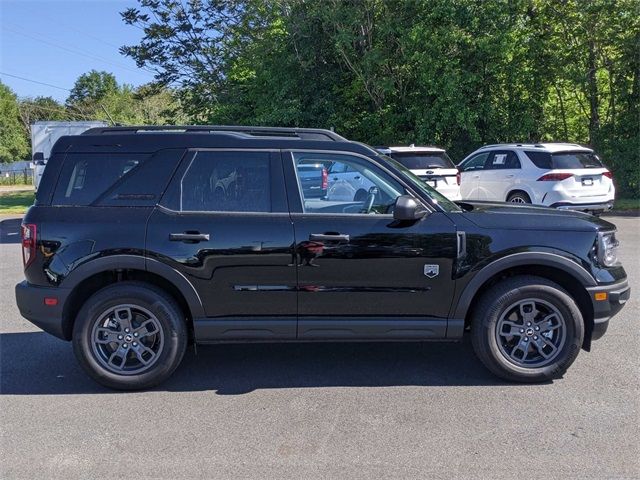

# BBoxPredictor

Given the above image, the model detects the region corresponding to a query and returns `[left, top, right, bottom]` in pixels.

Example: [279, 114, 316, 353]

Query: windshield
[552, 152, 603, 169]
[389, 151, 455, 169]
[378, 154, 462, 212]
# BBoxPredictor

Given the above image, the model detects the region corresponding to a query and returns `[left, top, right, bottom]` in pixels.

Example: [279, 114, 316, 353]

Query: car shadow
[0, 218, 22, 244]
[0, 331, 525, 395]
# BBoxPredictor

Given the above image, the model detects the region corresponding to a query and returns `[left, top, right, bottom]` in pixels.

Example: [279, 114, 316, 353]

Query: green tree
[0, 82, 30, 162]
[67, 70, 119, 106]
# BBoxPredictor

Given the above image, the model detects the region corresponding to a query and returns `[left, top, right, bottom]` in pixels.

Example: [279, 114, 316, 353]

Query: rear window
[388, 152, 455, 169]
[525, 150, 602, 170]
[53, 154, 146, 206]
[552, 152, 603, 169]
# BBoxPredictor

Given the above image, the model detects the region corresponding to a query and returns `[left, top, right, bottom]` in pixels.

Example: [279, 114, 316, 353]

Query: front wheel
[72, 282, 187, 390]
[471, 276, 584, 382]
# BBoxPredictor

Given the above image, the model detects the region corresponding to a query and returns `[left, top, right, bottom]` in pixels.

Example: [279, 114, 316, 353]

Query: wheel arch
[452, 252, 596, 350]
[506, 189, 533, 202]
[60, 255, 203, 340]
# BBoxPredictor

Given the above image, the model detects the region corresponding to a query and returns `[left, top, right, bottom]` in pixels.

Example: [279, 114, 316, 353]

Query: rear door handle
[354, 175, 361, 180]
[506, 174, 515, 178]
[309, 233, 350, 242]
[169, 232, 210, 242]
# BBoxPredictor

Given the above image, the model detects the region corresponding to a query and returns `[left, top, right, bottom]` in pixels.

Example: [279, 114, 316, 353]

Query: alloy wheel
[495, 298, 567, 367]
[90, 304, 164, 375]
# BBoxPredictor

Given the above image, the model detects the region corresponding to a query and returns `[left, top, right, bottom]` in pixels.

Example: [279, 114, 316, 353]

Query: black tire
[72, 282, 187, 390]
[507, 191, 531, 204]
[353, 189, 368, 202]
[471, 276, 584, 382]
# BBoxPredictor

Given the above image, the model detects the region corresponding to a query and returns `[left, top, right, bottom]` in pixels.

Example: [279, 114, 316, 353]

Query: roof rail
[82, 125, 348, 142]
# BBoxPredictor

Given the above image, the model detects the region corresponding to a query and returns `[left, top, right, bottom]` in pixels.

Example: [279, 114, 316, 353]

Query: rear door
[285, 150, 458, 340]
[480, 150, 521, 201]
[146, 149, 297, 341]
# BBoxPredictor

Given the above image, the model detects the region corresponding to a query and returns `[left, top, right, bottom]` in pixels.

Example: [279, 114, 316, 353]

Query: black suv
[15, 126, 629, 390]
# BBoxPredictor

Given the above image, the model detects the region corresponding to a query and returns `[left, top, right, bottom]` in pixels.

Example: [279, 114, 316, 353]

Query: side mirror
[393, 195, 428, 221]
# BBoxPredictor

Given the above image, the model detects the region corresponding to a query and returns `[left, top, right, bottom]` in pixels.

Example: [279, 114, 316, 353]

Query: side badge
[424, 264, 439, 278]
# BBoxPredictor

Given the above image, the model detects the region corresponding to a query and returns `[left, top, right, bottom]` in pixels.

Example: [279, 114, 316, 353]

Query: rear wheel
[471, 276, 584, 382]
[507, 191, 531, 204]
[72, 282, 187, 390]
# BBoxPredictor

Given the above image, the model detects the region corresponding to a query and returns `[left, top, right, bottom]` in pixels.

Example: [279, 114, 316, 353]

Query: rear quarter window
[51, 150, 183, 206]
[524, 151, 553, 169]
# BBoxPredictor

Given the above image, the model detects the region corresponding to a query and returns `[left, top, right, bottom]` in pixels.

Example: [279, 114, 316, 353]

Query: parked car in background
[297, 160, 328, 198]
[458, 143, 615, 214]
[377, 145, 461, 201]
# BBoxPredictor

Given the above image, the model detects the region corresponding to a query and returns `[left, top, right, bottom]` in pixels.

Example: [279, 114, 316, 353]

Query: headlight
[597, 231, 619, 267]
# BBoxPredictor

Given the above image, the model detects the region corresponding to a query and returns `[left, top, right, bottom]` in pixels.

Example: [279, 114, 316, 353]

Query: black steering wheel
[360, 186, 378, 214]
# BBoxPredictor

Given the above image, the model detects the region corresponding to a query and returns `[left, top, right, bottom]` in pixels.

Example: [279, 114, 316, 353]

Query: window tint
[460, 153, 489, 172]
[53, 154, 145, 206]
[524, 151, 552, 169]
[552, 152, 603, 169]
[389, 152, 455, 169]
[485, 151, 520, 170]
[180, 151, 271, 212]
[293, 152, 405, 215]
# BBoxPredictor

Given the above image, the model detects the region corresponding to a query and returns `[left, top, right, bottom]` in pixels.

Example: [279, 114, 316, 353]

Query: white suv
[458, 143, 615, 213]
[377, 145, 461, 200]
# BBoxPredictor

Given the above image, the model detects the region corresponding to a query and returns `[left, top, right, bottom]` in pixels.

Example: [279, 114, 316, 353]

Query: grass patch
[0, 190, 35, 214]
[613, 198, 640, 211]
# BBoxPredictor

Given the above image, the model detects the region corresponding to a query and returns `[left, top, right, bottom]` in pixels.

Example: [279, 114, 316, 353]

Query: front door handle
[354, 175, 361, 180]
[309, 233, 350, 242]
[169, 232, 210, 242]
[506, 174, 515, 178]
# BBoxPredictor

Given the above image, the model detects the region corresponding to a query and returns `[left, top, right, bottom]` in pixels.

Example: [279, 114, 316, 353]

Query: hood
[455, 201, 616, 232]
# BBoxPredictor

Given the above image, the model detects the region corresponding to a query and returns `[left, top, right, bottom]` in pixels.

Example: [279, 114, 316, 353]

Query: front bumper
[551, 201, 613, 213]
[586, 279, 630, 340]
[15, 281, 71, 340]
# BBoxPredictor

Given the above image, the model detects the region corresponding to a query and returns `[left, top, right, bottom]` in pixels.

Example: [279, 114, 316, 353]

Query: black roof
[53, 125, 376, 156]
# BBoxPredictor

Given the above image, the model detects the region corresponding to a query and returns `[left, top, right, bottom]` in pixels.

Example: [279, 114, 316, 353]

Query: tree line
[0, 71, 185, 164]
[2, 0, 638, 196]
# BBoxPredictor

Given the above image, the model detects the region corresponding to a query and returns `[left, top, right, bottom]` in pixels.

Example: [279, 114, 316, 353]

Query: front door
[459, 152, 490, 200]
[286, 150, 457, 340]
[146, 149, 297, 341]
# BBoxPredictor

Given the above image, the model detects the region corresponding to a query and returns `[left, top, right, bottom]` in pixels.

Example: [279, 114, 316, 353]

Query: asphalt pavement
[1, 216, 638, 479]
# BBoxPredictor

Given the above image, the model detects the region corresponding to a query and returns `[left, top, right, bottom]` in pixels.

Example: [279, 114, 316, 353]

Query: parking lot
[0, 214, 638, 479]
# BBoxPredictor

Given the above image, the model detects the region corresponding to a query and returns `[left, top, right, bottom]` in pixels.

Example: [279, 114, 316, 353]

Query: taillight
[321, 167, 328, 190]
[537, 173, 574, 181]
[603, 171, 613, 179]
[456, 172, 461, 185]
[21, 224, 37, 268]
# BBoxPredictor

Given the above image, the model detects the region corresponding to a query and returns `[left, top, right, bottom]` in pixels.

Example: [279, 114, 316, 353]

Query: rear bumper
[551, 201, 613, 213]
[586, 279, 630, 340]
[15, 281, 71, 340]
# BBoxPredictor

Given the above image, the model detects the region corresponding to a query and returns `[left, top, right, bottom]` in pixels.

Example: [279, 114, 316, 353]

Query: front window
[293, 152, 405, 215]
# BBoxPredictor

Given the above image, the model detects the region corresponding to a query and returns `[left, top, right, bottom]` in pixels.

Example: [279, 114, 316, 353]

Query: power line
[4, 26, 155, 78]
[0, 71, 71, 91]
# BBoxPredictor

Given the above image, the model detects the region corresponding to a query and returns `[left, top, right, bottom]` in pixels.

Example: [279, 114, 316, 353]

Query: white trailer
[32, 121, 108, 190]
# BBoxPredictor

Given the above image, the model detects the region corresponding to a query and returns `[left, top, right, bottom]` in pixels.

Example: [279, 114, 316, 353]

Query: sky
[0, 0, 153, 102]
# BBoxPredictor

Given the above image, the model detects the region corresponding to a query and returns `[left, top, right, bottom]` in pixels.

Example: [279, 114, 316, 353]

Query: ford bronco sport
[15, 126, 629, 390]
